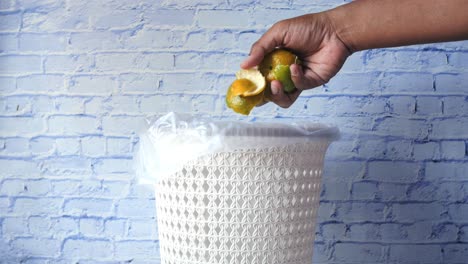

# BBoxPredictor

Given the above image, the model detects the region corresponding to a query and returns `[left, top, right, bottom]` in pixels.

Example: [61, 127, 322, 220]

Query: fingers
[290, 63, 325, 90]
[267, 80, 302, 108]
[240, 23, 285, 69]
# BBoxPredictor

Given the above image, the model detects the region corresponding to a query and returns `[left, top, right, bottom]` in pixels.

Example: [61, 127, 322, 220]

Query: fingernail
[271, 83, 280, 95]
[291, 65, 299, 76]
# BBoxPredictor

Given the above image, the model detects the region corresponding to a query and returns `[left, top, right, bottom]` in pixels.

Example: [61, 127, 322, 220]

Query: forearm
[328, 0, 468, 52]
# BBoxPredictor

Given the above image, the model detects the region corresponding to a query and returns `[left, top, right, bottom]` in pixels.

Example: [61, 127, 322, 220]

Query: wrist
[325, 4, 358, 53]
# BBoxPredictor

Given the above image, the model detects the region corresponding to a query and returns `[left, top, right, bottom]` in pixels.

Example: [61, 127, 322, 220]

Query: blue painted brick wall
[1, 0, 468, 263]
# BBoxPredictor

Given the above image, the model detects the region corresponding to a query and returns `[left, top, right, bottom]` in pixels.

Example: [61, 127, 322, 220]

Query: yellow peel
[235, 69, 266, 97]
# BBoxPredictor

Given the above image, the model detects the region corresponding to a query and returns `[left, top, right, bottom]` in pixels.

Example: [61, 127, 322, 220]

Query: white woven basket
[155, 139, 331, 264]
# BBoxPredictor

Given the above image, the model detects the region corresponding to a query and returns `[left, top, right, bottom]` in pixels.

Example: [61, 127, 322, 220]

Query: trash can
[135, 112, 339, 264]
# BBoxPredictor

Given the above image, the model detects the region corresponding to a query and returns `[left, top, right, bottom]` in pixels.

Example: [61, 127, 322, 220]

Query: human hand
[241, 12, 351, 108]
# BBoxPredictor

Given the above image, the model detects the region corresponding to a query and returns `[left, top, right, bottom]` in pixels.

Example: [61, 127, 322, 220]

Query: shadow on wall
[313, 71, 468, 263]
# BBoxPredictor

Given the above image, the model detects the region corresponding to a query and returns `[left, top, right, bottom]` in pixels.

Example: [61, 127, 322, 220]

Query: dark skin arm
[241, 0, 468, 108]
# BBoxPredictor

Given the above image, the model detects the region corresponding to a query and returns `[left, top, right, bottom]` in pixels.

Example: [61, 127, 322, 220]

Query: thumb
[240, 23, 286, 69]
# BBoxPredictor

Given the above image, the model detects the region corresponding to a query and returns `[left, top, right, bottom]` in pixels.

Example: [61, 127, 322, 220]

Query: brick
[431, 118, 468, 139]
[69, 75, 116, 95]
[92, 9, 141, 29]
[322, 161, 364, 182]
[331, 96, 387, 115]
[320, 181, 349, 200]
[48, 115, 100, 135]
[448, 52, 468, 68]
[174, 52, 202, 70]
[436, 182, 465, 202]
[50, 180, 80, 196]
[114, 240, 158, 259]
[448, 204, 468, 222]
[208, 31, 237, 51]
[320, 223, 345, 241]
[51, 217, 79, 238]
[416, 96, 442, 115]
[104, 218, 126, 238]
[389, 244, 441, 263]
[145, 9, 194, 26]
[124, 29, 185, 50]
[351, 181, 378, 200]
[80, 218, 103, 236]
[440, 141, 466, 160]
[392, 202, 445, 222]
[197, 10, 250, 28]
[102, 115, 146, 135]
[251, 9, 304, 28]
[95, 53, 174, 71]
[425, 162, 468, 181]
[30, 96, 55, 113]
[460, 226, 468, 242]
[106, 137, 131, 156]
[62, 239, 112, 259]
[444, 99, 468, 122]
[2, 217, 29, 237]
[387, 96, 416, 115]
[412, 141, 440, 160]
[335, 202, 385, 222]
[2, 137, 29, 155]
[17, 0, 62, 12]
[63, 198, 113, 216]
[54, 97, 85, 114]
[55, 138, 80, 156]
[28, 216, 50, 237]
[127, 219, 155, 238]
[347, 223, 380, 241]
[312, 242, 332, 263]
[103, 95, 139, 114]
[30, 137, 55, 155]
[40, 157, 92, 176]
[0, 12, 21, 31]
[0, 77, 16, 94]
[120, 73, 161, 94]
[0, 197, 10, 212]
[19, 33, 67, 51]
[99, 181, 130, 198]
[116, 199, 155, 217]
[11, 238, 60, 258]
[354, 139, 387, 159]
[0, 55, 42, 74]
[380, 72, 434, 93]
[435, 73, 468, 94]
[17, 75, 65, 93]
[0, 33, 17, 52]
[69, 31, 122, 51]
[407, 181, 438, 201]
[368, 161, 419, 183]
[93, 158, 133, 174]
[44, 55, 95, 73]
[2, 96, 32, 116]
[443, 244, 468, 263]
[22, 8, 89, 31]
[334, 243, 384, 263]
[385, 140, 413, 160]
[0, 0, 15, 10]
[83, 97, 105, 114]
[379, 183, 408, 201]
[160, 72, 218, 92]
[13, 197, 62, 216]
[366, 50, 447, 71]
[0, 179, 50, 196]
[380, 223, 407, 241]
[81, 136, 106, 157]
[374, 117, 430, 139]
[427, 222, 458, 242]
[0, 159, 40, 177]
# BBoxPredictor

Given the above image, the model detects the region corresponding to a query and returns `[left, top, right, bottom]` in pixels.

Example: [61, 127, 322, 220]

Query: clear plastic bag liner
[134, 112, 339, 184]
